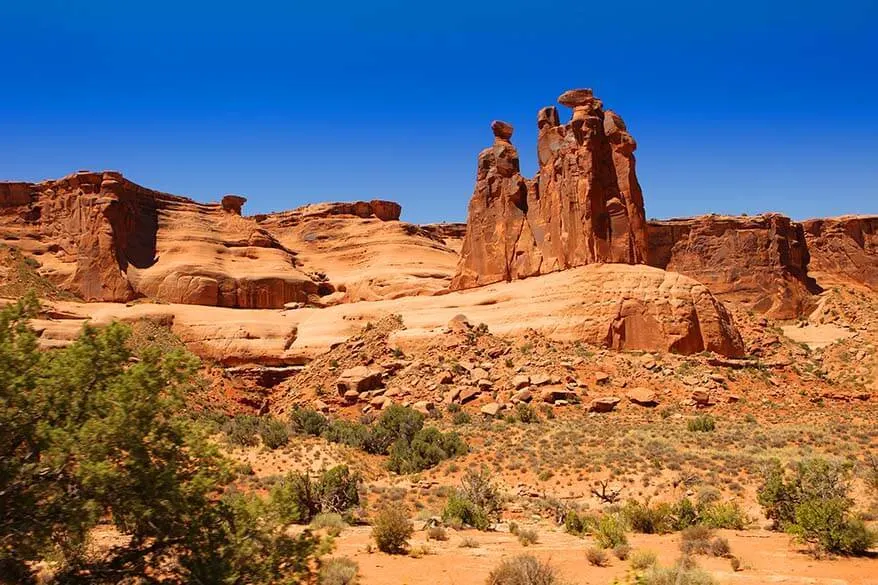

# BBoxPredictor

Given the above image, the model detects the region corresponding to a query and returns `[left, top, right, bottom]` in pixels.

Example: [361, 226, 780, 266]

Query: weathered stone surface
[221, 194, 247, 215]
[648, 214, 820, 318]
[480, 402, 502, 417]
[588, 396, 621, 412]
[539, 385, 578, 403]
[691, 388, 712, 405]
[803, 215, 878, 290]
[336, 366, 384, 395]
[0, 171, 323, 307]
[626, 387, 658, 407]
[451, 89, 649, 290]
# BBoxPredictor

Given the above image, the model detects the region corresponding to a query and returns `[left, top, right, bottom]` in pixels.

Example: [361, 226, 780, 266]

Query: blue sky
[1, 0, 876, 223]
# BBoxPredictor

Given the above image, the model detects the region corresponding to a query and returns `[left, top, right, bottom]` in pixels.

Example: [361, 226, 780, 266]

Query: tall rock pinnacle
[451, 88, 649, 290]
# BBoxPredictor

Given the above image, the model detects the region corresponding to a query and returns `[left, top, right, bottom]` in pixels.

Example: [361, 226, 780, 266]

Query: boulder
[539, 385, 578, 403]
[336, 366, 384, 395]
[626, 387, 658, 407]
[691, 388, 712, 406]
[480, 402, 502, 417]
[512, 375, 530, 390]
[588, 396, 621, 413]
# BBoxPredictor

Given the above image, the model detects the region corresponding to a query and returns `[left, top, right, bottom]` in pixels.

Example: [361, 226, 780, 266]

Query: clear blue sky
[1, 0, 876, 223]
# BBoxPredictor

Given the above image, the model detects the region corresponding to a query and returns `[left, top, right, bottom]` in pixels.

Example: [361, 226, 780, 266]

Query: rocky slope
[451, 89, 648, 290]
[647, 214, 820, 319]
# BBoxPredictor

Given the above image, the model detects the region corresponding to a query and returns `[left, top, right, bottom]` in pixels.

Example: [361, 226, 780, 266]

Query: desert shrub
[514, 403, 539, 423]
[387, 427, 467, 473]
[729, 556, 741, 571]
[372, 505, 413, 554]
[698, 501, 747, 529]
[671, 497, 699, 530]
[311, 512, 346, 536]
[630, 549, 658, 570]
[487, 554, 558, 585]
[687, 415, 715, 432]
[223, 414, 263, 446]
[638, 562, 716, 585]
[323, 419, 370, 449]
[791, 498, 874, 556]
[272, 465, 360, 524]
[459, 536, 480, 548]
[709, 536, 731, 557]
[365, 404, 425, 454]
[613, 543, 631, 560]
[586, 546, 610, 566]
[259, 418, 291, 449]
[290, 407, 328, 436]
[271, 471, 320, 524]
[680, 525, 714, 555]
[757, 458, 874, 555]
[594, 514, 628, 549]
[427, 525, 448, 541]
[318, 465, 361, 514]
[443, 492, 490, 530]
[0, 296, 320, 583]
[319, 557, 359, 585]
[622, 499, 674, 534]
[517, 527, 539, 546]
[564, 510, 585, 534]
[452, 410, 471, 425]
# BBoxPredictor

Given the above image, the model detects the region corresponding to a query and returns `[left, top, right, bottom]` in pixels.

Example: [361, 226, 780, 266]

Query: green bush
[259, 418, 291, 449]
[594, 514, 628, 549]
[323, 419, 370, 449]
[698, 501, 747, 530]
[371, 505, 413, 554]
[442, 468, 501, 531]
[487, 555, 558, 585]
[290, 407, 329, 436]
[791, 498, 875, 556]
[365, 404, 425, 455]
[452, 410, 471, 425]
[757, 458, 874, 556]
[0, 295, 320, 583]
[514, 403, 539, 423]
[311, 512, 346, 536]
[223, 414, 263, 446]
[638, 562, 716, 585]
[319, 557, 359, 585]
[622, 499, 674, 534]
[271, 465, 360, 524]
[687, 415, 715, 432]
[387, 427, 467, 474]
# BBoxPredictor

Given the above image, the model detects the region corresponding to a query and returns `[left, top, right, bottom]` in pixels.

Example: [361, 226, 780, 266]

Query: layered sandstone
[29, 264, 746, 363]
[802, 215, 878, 290]
[451, 89, 649, 290]
[0, 171, 325, 308]
[647, 214, 820, 319]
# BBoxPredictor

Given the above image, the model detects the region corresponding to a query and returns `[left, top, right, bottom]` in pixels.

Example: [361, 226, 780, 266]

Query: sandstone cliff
[647, 214, 820, 319]
[451, 89, 648, 290]
[0, 171, 326, 308]
[802, 215, 878, 290]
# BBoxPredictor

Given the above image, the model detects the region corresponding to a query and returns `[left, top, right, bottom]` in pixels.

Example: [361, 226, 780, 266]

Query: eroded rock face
[452, 89, 649, 290]
[802, 216, 878, 290]
[0, 171, 323, 307]
[647, 214, 820, 319]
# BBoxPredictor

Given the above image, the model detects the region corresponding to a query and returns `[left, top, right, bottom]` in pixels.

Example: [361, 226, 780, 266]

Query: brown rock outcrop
[802, 215, 878, 290]
[451, 88, 649, 290]
[0, 171, 324, 307]
[647, 214, 820, 319]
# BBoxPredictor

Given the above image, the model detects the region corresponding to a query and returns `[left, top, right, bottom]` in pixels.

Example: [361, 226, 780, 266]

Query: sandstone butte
[451, 89, 648, 291]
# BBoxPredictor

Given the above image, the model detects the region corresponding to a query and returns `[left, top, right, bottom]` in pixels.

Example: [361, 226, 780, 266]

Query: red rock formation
[451, 89, 649, 290]
[647, 214, 819, 319]
[803, 215, 878, 290]
[0, 171, 325, 307]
